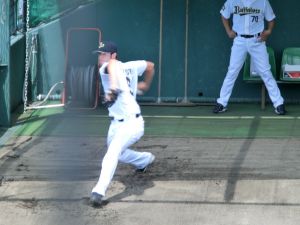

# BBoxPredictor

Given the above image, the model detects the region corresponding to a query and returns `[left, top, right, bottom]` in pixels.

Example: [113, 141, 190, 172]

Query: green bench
[243, 47, 300, 109]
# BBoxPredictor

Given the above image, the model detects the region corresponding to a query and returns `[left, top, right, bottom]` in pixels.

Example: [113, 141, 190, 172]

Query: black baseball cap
[93, 41, 118, 54]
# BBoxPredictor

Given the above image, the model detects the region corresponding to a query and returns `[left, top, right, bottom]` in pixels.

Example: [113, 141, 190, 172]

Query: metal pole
[157, 0, 163, 103]
[183, 0, 189, 103]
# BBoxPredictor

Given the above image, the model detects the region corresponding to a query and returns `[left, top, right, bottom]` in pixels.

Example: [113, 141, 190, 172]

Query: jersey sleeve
[99, 62, 110, 93]
[99, 62, 109, 75]
[125, 60, 147, 77]
[220, 0, 232, 19]
[264, 0, 276, 21]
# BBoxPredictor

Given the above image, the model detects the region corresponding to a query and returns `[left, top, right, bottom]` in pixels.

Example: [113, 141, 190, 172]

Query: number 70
[252, 16, 258, 22]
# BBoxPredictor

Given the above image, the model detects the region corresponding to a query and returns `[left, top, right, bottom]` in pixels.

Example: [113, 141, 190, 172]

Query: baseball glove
[102, 89, 119, 108]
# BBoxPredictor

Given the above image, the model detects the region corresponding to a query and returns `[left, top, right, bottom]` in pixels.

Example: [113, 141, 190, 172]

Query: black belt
[237, 33, 260, 38]
[111, 114, 140, 122]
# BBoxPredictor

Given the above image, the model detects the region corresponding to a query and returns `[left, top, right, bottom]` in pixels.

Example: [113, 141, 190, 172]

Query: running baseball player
[214, 0, 286, 115]
[90, 41, 155, 207]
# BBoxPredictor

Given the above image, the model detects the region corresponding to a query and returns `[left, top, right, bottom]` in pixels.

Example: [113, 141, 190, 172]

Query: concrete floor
[1, 105, 300, 225]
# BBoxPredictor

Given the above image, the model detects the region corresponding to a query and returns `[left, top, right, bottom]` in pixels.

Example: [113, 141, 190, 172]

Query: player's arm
[104, 59, 120, 105]
[221, 16, 236, 39]
[137, 61, 155, 92]
[107, 59, 119, 91]
[260, 19, 275, 42]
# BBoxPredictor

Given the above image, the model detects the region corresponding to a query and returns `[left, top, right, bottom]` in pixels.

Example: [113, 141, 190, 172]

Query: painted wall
[10, 37, 25, 112]
[28, 3, 98, 98]
[29, 0, 300, 104]
[0, 0, 10, 126]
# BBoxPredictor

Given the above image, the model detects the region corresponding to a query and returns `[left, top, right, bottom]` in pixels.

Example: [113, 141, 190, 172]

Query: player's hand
[227, 30, 237, 39]
[259, 30, 271, 42]
[137, 81, 149, 92]
[103, 89, 119, 108]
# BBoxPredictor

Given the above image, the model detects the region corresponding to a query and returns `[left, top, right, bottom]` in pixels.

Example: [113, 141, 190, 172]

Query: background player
[90, 41, 155, 207]
[214, 0, 286, 115]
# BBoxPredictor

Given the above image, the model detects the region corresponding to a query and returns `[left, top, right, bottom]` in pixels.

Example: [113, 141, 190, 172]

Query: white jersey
[220, 0, 275, 35]
[99, 60, 147, 120]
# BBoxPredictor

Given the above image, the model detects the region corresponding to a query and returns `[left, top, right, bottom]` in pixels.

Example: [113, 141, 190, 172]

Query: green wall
[161, 0, 186, 101]
[28, 0, 300, 104]
[29, 3, 98, 96]
[0, 0, 10, 126]
[94, 0, 160, 99]
[0, 35, 26, 127]
[10, 37, 25, 112]
[0, 66, 10, 126]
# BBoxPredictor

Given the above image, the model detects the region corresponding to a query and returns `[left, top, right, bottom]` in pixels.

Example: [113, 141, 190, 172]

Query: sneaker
[213, 103, 227, 113]
[275, 104, 286, 115]
[136, 154, 155, 173]
[90, 192, 103, 207]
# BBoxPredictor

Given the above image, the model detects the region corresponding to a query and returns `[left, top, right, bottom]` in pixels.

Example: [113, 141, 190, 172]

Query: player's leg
[118, 116, 154, 169]
[90, 121, 118, 206]
[100, 119, 148, 171]
[91, 122, 122, 198]
[215, 37, 248, 110]
[91, 116, 146, 196]
[249, 41, 285, 112]
[119, 149, 154, 169]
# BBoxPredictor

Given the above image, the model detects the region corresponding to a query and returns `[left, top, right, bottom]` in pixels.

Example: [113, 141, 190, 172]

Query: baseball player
[90, 41, 155, 207]
[214, 0, 286, 115]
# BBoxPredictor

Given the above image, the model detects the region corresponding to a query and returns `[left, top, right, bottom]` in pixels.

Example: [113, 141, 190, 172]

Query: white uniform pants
[217, 36, 284, 108]
[92, 115, 152, 196]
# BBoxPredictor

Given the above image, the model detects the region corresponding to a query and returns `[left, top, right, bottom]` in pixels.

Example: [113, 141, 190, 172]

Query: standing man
[213, 0, 286, 115]
[90, 41, 155, 207]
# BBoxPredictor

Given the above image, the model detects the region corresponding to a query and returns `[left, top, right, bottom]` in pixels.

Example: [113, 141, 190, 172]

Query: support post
[0, 0, 11, 126]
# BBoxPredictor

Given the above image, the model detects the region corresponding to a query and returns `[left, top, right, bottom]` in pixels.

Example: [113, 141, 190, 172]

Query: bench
[243, 47, 300, 109]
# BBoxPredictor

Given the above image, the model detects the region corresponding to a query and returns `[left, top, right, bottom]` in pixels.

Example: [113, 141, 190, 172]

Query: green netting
[29, 0, 96, 27]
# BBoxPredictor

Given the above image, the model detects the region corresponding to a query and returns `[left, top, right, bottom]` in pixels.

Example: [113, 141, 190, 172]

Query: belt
[110, 114, 141, 122]
[236, 33, 260, 38]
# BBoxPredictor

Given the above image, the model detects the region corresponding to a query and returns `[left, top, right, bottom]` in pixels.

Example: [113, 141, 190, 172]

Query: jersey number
[126, 76, 134, 96]
[251, 16, 258, 23]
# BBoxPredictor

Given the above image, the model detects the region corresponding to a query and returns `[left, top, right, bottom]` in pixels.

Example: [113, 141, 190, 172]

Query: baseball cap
[93, 41, 118, 54]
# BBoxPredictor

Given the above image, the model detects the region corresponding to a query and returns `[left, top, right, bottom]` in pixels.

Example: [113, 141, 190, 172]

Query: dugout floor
[7, 103, 300, 138]
[0, 103, 300, 225]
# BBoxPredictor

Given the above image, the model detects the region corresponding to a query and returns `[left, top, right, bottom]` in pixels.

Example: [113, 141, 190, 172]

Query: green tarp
[29, 0, 95, 26]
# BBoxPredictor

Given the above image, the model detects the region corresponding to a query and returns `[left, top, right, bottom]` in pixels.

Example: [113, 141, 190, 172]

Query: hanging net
[29, 0, 96, 27]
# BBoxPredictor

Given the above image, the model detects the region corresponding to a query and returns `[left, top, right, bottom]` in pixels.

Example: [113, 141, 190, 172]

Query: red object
[288, 72, 300, 78]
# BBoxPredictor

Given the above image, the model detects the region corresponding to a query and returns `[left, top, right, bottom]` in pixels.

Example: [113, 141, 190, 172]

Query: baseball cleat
[136, 154, 155, 173]
[275, 104, 286, 115]
[90, 192, 103, 207]
[213, 103, 227, 113]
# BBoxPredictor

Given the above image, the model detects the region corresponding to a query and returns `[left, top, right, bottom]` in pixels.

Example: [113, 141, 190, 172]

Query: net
[29, 0, 96, 27]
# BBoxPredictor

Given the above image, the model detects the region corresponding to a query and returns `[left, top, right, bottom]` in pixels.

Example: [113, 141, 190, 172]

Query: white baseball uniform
[217, 0, 284, 108]
[92, 60, 153, 196]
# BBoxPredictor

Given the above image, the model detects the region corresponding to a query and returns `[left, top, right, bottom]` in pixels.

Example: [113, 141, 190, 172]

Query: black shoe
[213, 103, 227, 113]
[275, 104, 286, 115]
[90, 192, 103, 207]
[136, 154, 155, 173]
